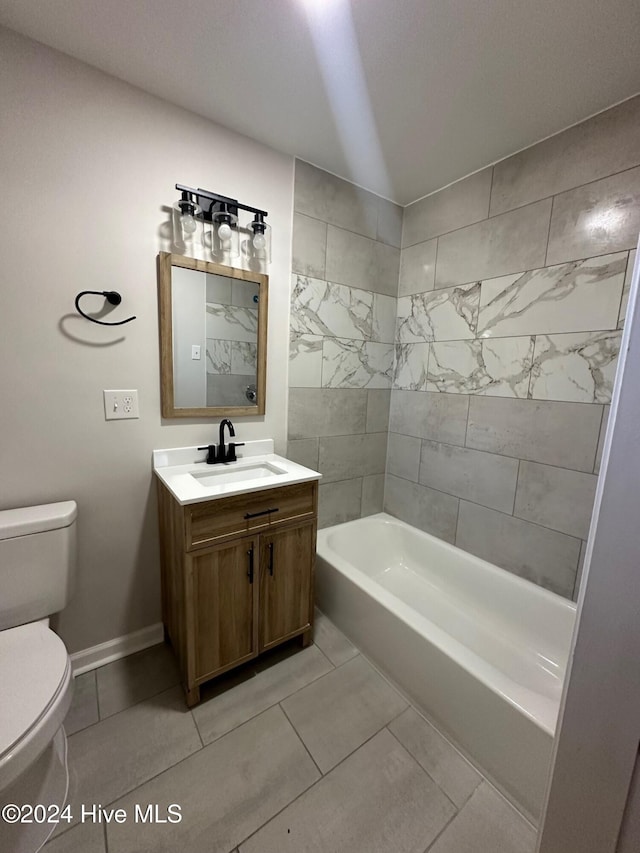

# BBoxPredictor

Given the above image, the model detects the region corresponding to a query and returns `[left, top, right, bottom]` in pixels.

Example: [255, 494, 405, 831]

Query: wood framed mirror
[158, 252, 268, 417]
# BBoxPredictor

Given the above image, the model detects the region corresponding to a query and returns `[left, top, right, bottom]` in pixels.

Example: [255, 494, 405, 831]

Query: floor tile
[106, 706, 320, 853]
[44, 821, 105, 853]
[428, 782, 536, 853]
[96, 642, 180, 718]
[61, 687, 201, 832]
[389, 707, 481, 807]
[192, 644, 333, 745]
[64, 671, 99, 736]
[281, 655, 408, 773]
[240, 728, 456, 853]
[312, 609, 358, 667]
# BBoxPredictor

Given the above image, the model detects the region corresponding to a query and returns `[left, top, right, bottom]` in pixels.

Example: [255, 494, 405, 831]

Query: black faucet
[217, 418, 235, 463]
[198, 419, 244, 464]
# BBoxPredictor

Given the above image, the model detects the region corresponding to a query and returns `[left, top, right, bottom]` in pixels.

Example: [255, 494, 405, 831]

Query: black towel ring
[74, 290, 136, 326]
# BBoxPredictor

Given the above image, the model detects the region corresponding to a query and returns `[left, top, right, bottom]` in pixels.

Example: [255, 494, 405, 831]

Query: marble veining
[397, 283, 479, 343]
[289, 333, 323, 388]
[477, 253, 626, 339]
[206, 339, 231, 375]
[530, 331, 622, 404]
[322, 338, 393, 389]
[206, 302, 258, 344]
[231, 342, 257, 375]
[291, 275, 374, 341]
[394, 343, 430, 390]
[427, 338, 534, 397]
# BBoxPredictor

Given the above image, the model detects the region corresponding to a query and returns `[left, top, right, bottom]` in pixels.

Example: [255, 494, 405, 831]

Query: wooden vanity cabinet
[157, 480, 318, 706]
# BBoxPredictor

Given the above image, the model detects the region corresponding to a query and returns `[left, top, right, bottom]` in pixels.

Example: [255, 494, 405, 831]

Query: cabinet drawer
[187, 481, 317, 549]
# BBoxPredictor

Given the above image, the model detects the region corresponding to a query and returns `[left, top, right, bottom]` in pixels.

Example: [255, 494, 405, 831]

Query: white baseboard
[70, 623, 164, 676]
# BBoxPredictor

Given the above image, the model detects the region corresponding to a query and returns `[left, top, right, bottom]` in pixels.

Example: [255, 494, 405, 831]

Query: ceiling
[1, 0, 639, 205]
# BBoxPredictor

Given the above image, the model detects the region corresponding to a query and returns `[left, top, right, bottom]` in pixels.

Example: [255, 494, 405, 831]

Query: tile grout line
[93, 669, 101, 721]
[403, 160, 640, 251]
[543, 194, 555, 266]
[387, 471, 585, 546]
[278, 701, 323, 777]
[384, 724, 461, 815]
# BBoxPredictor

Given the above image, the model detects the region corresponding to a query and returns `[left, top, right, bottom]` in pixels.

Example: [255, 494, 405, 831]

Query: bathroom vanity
[153, 442, 321, 706]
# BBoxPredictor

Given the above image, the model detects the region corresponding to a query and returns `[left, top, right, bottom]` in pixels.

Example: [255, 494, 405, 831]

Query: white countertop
[153, 440, 321, 505]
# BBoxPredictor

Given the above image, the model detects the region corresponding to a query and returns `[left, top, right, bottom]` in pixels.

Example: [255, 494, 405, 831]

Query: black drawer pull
[244, 507, 279, 520]
[247, 547, 254, 584]
[268, 542, 274, 576]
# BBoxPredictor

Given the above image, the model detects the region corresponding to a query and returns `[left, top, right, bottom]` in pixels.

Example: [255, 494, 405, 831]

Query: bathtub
[315, 512, 576, 823]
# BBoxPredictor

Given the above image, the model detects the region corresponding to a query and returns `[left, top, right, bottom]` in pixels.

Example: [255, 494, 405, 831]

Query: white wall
[0, 27, 294, 653]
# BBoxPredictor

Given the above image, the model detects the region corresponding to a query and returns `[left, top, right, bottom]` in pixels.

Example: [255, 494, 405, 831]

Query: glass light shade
[243, 220, 271, 265]
[172, 197, 201, 242]
[212, 212, 239, 259]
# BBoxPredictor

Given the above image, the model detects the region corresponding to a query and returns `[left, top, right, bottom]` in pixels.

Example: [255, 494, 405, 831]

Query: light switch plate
[104, 390, 139, 420]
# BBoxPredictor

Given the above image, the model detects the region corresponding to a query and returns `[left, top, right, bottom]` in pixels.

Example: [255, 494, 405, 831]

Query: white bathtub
[315, 512, 576, 822]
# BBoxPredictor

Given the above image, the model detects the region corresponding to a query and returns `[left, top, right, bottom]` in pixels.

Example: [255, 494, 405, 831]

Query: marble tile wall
[289, 160, 401, 526]
[388, 94, 640, 599]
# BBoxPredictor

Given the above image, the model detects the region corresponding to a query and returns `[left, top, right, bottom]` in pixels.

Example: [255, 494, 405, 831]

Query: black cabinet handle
[247, 547, 254, 584]
[244, 507, 279, 520]
[268, 542, 274, 577]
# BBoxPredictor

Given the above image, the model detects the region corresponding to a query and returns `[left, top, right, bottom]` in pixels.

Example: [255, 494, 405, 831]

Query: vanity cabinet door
[259, 521, 315, 652]
[191, 535, 259, 681]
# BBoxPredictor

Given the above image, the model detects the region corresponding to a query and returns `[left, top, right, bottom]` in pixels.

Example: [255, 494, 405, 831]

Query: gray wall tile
[387, 432, 422, 482]
[318, 478, 363, 528]
[326, 225, 400, 296]
[292, 213, 326, 279]
[318, 432, 387, 483]
[514, 461, 598, 539]
[294, 159, 378, 238]
[377, 196, 403, 247]
[361, 473, 385, 516]
[402, 168, 492, 247]
[366, 389, 391, 432]
[435, 199, 552, 289]
[466, 397, 602, 472]
[288, 388, 367, 439]
[546, 165, 640, 265]
[286, 438, 319, 471]
[491, 95, 640, 216]
[389, 390, 469, 445]
[384, 474, 459, 543]
[398, 239, 437, 296]
[456, 501, 580, 597]
[419, 440, 519, 514]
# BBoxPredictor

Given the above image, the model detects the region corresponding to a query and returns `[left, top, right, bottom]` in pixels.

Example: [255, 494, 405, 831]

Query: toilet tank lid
[0, 501, 77, 540]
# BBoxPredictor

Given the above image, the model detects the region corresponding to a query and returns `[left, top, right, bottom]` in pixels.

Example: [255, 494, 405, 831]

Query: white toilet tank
[0, 501, 77, 631]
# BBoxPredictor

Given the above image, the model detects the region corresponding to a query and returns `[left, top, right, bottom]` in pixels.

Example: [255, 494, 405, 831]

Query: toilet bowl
[0, 501, 77, 853]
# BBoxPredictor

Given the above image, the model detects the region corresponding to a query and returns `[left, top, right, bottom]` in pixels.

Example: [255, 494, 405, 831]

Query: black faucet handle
[227, 442, 245, 463]
[197, 445, 217, 465]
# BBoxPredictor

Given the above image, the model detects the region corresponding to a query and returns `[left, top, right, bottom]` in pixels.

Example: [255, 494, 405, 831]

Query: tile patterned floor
[45, 611, 537, 853]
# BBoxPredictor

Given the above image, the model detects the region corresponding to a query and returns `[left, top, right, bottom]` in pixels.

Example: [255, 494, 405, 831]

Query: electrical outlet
[104, 390, 140, 420]
[191, 345, 201, 360]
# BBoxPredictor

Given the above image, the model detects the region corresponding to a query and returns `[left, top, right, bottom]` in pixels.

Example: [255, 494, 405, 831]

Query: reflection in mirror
[159, 253, 267, 418]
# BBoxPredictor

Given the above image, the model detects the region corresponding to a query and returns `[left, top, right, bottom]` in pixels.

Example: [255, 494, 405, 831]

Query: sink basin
[191, 461, 287, 488]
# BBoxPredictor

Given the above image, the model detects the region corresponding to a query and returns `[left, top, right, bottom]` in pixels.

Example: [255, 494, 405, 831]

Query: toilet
[0, 501, 78, 853]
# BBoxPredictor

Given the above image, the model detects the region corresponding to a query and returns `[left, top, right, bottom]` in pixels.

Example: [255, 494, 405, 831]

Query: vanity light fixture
[173, 190, 202, 238]
[173, 184, 270, 265]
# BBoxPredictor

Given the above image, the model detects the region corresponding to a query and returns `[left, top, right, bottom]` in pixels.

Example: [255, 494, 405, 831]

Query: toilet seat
[0, 621, 72, 790]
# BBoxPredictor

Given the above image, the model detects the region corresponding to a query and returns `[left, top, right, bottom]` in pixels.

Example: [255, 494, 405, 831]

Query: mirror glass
[158, 253, 267, 417]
